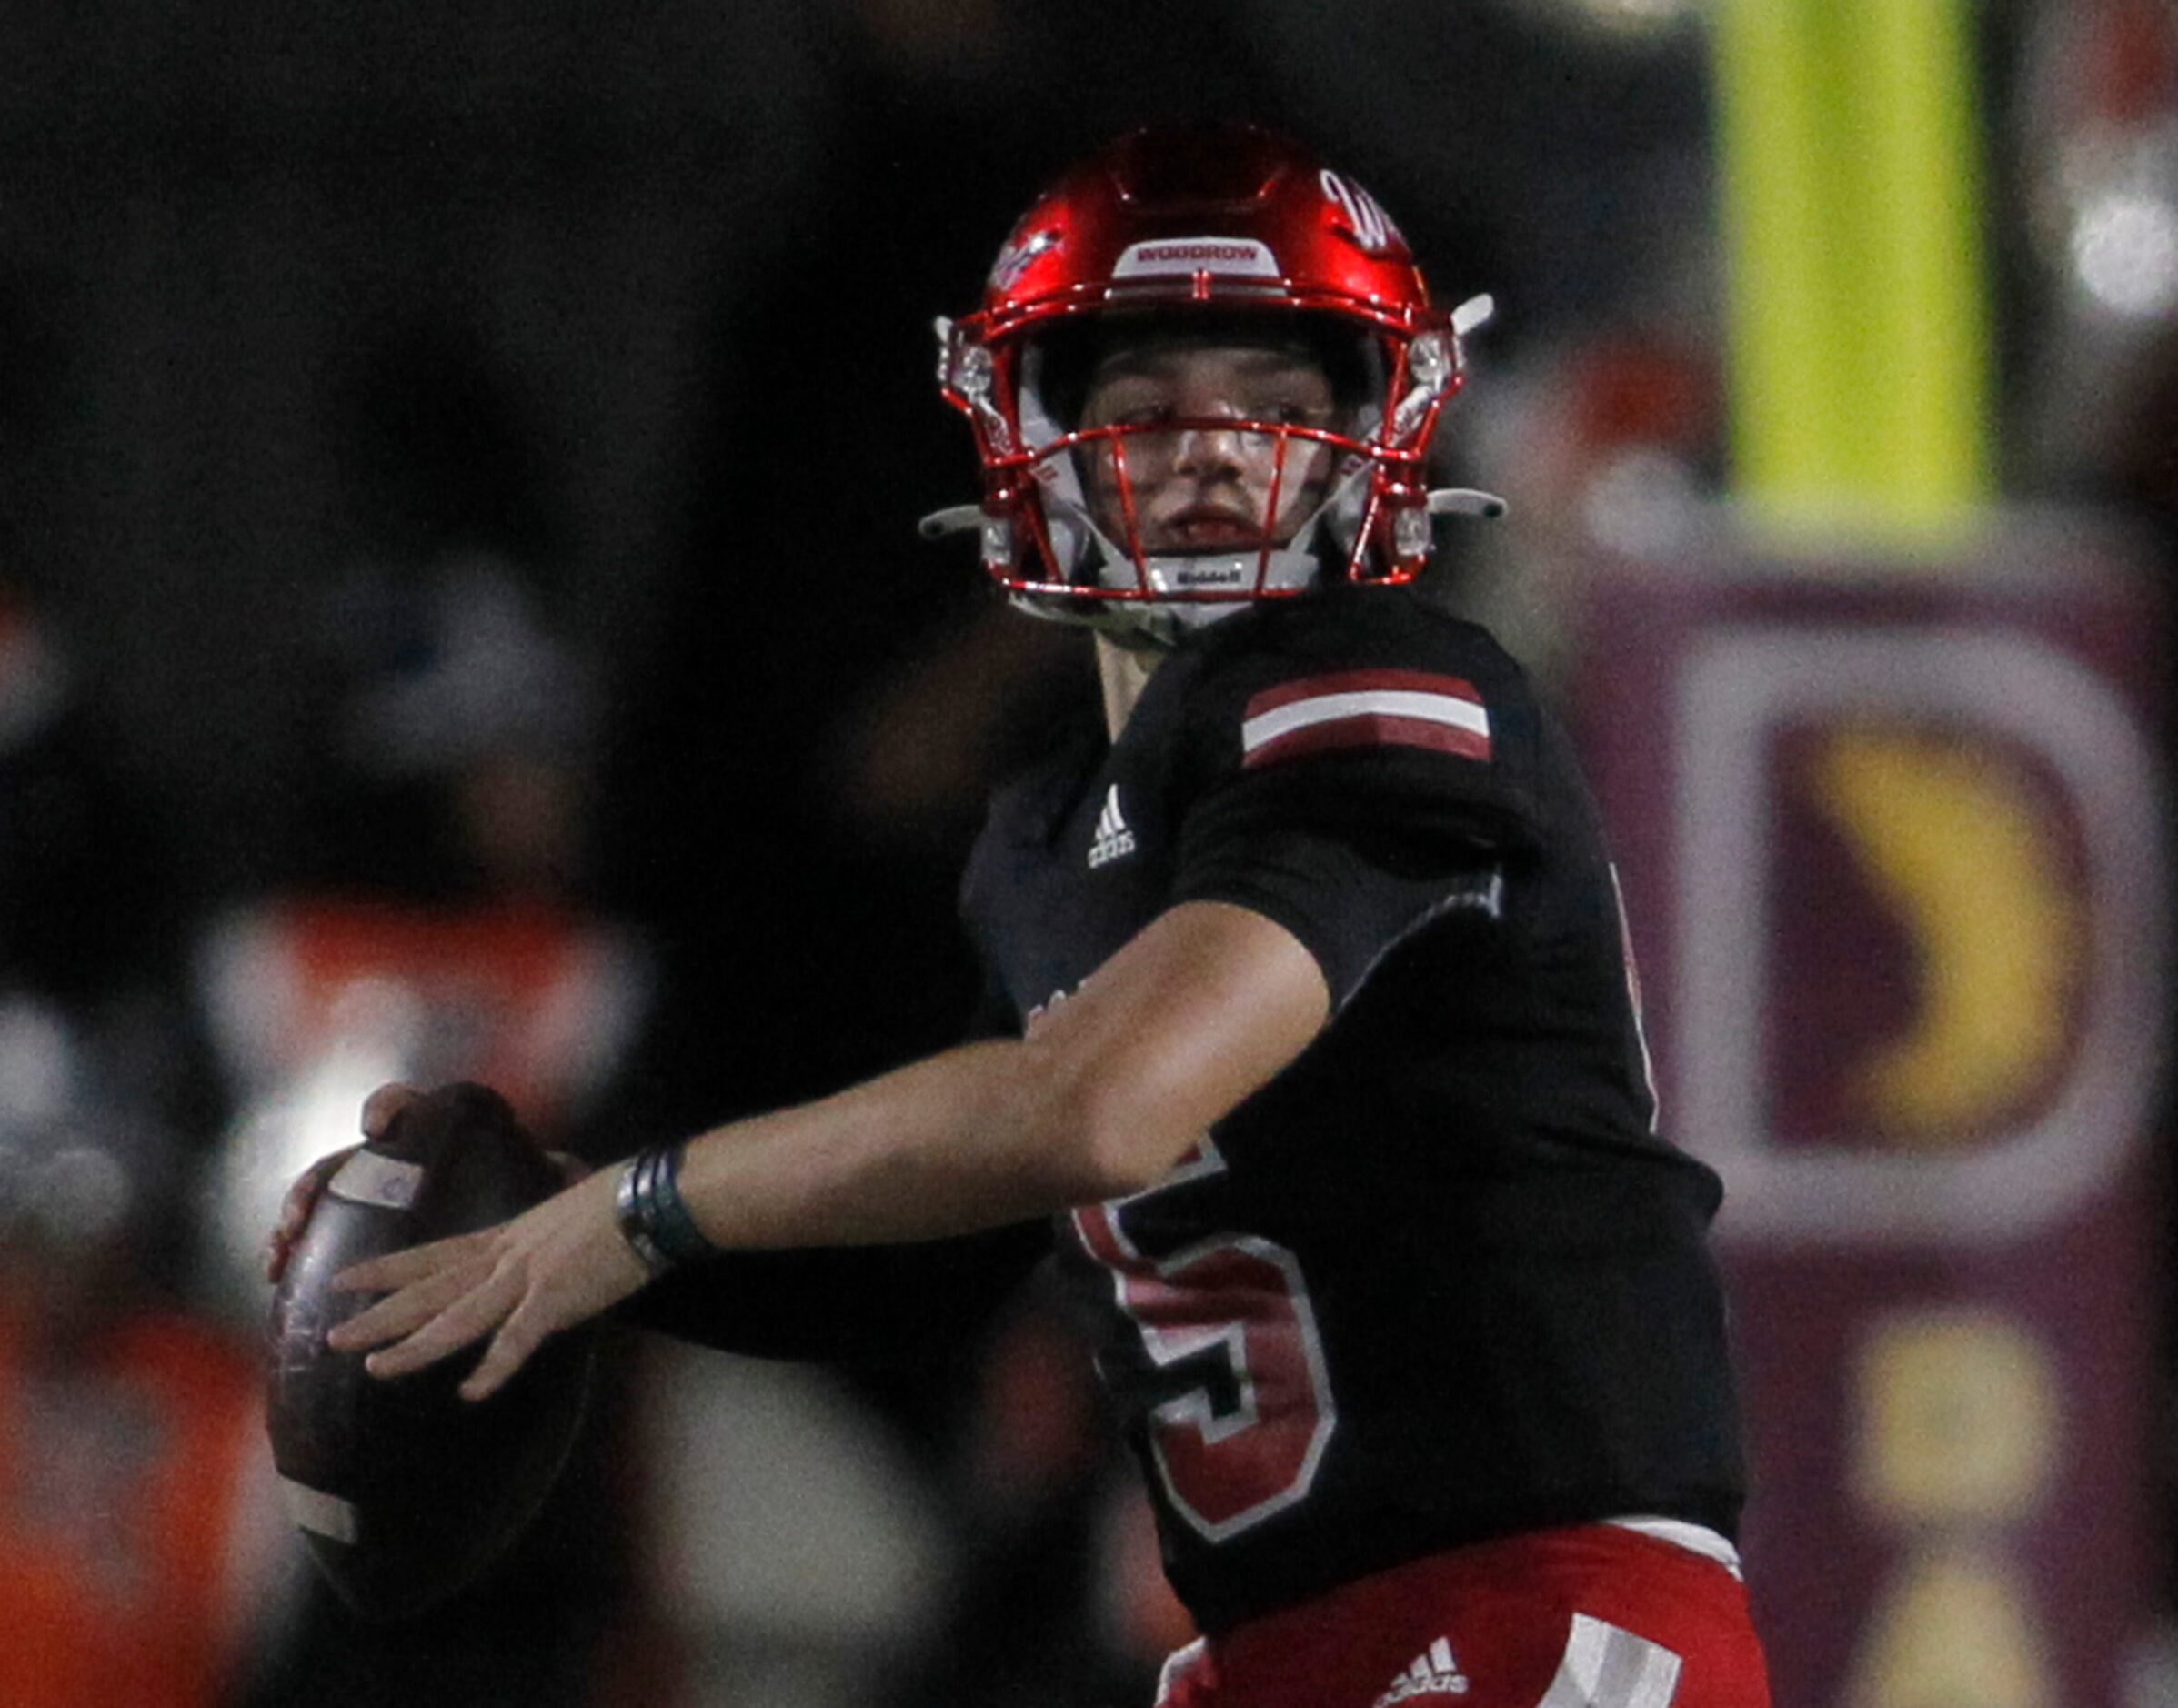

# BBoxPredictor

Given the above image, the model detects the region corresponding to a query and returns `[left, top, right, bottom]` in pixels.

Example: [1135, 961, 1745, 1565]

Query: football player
[285, 125, 1772, 1706]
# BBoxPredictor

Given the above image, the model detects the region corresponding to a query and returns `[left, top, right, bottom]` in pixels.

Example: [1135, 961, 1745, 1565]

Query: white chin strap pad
[1108, 547, 1320, 599]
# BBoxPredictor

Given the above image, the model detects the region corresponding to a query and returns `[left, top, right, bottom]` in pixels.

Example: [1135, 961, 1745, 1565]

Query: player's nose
[1171, 403, 1249, 479]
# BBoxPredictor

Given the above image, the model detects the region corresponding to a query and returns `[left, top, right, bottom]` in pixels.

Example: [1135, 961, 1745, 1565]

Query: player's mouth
[1158, 506, 1266, 549]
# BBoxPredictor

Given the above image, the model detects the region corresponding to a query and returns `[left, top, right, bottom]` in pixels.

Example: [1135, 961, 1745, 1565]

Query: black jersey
[959, 588, 1744, 1633]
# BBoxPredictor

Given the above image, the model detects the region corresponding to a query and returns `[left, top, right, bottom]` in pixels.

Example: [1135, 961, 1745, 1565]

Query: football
[266, 1081, 598, 1620]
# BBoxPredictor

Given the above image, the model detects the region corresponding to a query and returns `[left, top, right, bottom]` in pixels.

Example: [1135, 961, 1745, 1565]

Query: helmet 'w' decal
[1320, 169, 1403, 252]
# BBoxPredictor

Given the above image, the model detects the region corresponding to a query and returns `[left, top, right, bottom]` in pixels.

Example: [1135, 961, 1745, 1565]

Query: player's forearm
[666, 901, 1328, 1252]
[669, 1033, 1139, 1249]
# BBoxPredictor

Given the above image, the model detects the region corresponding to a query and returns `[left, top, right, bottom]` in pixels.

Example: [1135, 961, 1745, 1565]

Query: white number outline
[1609, 861, 1661, 1131]
[1071, 1137, 1339, 1542]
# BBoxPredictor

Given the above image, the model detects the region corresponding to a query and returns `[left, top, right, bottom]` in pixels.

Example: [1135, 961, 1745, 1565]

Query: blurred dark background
[0, 2, 2173, 1706]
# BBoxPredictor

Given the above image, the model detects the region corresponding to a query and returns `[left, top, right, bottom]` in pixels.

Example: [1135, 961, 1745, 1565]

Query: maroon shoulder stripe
[1240, 669, 1491, 769]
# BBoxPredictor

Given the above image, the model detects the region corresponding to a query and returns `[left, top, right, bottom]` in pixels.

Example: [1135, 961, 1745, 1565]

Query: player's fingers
[264, 1147, 358, 1282]
[331, 1229, 488, 1294]
[282, 1149, 352, 1222]
[459, 1305, 551, 1402]
[359, 1271, 521, 1380]
[326, 1260, 488, 1351]
[361, 1082, 427, 1142]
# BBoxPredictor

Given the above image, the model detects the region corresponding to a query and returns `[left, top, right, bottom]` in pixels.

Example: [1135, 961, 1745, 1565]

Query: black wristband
[614, 1143, 717, 1276]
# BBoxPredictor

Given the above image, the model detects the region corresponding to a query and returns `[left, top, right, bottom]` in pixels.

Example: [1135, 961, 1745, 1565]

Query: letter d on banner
[1674, 625, 2163, 1245]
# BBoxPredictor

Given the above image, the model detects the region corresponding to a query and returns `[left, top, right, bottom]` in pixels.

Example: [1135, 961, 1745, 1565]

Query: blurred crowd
[0, 2, 2173, 1706]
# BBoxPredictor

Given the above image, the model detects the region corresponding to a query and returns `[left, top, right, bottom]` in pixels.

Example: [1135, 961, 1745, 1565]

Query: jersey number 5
[1069, 1140, 1337, 1542]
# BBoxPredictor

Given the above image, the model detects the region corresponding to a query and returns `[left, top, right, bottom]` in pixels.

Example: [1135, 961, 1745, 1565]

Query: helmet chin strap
[1006, 592, 1214, 651]
[1069, 487, 1337, 647]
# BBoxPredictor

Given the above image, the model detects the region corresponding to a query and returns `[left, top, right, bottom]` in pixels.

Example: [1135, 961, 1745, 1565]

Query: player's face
[1076, 335, 1340, 555]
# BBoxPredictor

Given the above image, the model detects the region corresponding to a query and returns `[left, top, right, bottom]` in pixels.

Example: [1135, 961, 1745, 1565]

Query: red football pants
[1154, 1524, 1771, 1708]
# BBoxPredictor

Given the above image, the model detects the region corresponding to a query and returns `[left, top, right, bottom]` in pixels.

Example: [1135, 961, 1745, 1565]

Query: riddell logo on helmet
[1112, 237, 1280, 280]
[1171, 564, 1247, 588]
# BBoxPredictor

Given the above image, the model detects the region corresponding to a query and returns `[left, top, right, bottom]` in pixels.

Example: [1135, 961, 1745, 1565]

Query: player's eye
[1089, 395, 1169, 427]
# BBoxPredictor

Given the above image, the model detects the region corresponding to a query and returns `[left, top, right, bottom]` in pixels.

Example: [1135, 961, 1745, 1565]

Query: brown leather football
[266, 1082, 597, 1620]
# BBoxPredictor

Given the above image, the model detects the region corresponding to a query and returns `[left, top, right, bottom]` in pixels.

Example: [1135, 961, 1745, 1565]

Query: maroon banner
[1567, 514, 2165, 1708]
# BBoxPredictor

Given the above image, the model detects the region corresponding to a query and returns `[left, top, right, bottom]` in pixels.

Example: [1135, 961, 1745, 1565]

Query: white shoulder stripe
[1241, 688, 1490, 752]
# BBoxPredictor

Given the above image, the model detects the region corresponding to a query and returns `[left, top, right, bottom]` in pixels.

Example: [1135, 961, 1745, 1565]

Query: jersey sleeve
[1166, 601, 1544, 1010]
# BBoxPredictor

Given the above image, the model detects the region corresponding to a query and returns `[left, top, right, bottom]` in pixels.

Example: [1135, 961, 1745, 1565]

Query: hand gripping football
[266, 1082, 598, 1619]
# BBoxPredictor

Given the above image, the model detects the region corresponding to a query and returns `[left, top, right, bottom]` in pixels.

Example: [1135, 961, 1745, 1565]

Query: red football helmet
[933, 125, 1497, 640]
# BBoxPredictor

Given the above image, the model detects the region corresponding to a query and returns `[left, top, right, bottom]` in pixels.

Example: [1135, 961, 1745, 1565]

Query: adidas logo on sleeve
[1088, 783, 1138, 868]
[1372, 1637, 1469, 1703]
